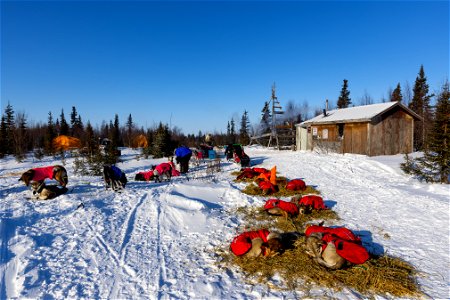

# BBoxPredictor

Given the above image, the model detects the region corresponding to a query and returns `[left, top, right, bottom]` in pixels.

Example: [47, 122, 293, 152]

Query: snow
[1, 147, 449, 299]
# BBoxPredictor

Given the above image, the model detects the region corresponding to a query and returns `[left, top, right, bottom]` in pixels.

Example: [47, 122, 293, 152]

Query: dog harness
[264, 199, 299, 216]
[230, 229, 270, 256]
[32, 166, 55, 181]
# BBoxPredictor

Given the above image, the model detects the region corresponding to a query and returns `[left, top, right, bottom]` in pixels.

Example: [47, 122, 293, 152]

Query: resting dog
[305, 232, 347, 269]
[230, 229, 283, 258]
[19, 165, 68, 187]
[103, 165, 127, 191]
[31, 181, 68, 200]
[304, 225, 369, 269]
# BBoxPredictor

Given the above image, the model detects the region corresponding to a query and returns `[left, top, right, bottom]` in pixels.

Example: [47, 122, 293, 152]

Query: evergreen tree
[260, 101, 271, 133]
[401, 81, 450, 183]
[230, 118, 236, 144]
[126, 113, 133, 147]
[44, 112, 56, 155]
[59, 109, 69, 136]
[70, 106, 78, 135]
[84, 121, 98, 156]
[152, 123, 172, 158]
[14, 112, 27, 161]
[239, 110, 250, 145]
[143, 128, 154, 158]
[4, 102, 15, 154]
[0, 116, 7, 157]
[390, 83, 403, 102]
[69, 106, 84, 138]
[111, 114, 122, 148]
[409, 65, 434, 150]
[227, 121, 231, 136]
[337, 79, 352, 108]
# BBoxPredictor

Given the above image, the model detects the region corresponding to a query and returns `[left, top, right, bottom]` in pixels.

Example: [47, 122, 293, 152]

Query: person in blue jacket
[175, 146, 192, 174]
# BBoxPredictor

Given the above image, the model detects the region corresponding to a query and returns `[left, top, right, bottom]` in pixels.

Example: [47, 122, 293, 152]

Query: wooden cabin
[296, 102, 422, 156]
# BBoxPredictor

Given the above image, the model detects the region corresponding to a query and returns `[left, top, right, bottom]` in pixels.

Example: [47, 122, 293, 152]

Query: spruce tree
[44, 112, 56, 155]
[59, 109, 69, 136]
[14, 112, 27, 161]
[391, 83, 403, 102]
[337, 79, 352, 108]
[4, 102, 15, 154]
[239, 110, 250, 145]
[260, 101, 271, 133]
[0, 116, 7, 157]
[70, 106, 77, 135]
[152, 123, 171, 158]
[126, 114, 133, 147]
[84, 121, 97, 156]
[409, 65, 434, 150]
[401, 81, 450, 183]
[230, 119, 236, 144]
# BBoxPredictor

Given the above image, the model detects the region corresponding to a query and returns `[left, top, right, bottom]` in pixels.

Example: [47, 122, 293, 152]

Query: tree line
[1, 65, 448, 182]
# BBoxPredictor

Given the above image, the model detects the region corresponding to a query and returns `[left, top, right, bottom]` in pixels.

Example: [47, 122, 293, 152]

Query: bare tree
[359, 89, 374, 106]
[403, 80, 413, 106]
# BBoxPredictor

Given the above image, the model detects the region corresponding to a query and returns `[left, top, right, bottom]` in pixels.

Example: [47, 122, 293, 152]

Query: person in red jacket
[230, 229, 283, 258]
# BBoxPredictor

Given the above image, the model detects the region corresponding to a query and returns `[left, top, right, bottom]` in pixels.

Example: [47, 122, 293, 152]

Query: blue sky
[1, 1, 449, 135]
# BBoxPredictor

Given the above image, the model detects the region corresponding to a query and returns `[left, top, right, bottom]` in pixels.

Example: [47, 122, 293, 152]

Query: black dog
[103, 165, 127, 191]
[31, 181, 68, 200]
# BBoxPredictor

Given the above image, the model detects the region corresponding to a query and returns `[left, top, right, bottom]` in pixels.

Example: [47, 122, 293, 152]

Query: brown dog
[31, 181, 68, 200]
[19, 165, 68, 187]
[305, 233, 346, 269]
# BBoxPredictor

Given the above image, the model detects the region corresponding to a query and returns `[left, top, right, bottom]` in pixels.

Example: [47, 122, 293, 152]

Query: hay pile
[235, 206, 339, 233]
[218, 244, 420, 297]
[241, 178, 320, 197]
[223, 167, 422, 298]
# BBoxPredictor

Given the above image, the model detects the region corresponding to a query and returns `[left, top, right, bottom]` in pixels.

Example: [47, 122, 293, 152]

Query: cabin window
[338, 124, 344, 138]
[322, 129, 328, 139]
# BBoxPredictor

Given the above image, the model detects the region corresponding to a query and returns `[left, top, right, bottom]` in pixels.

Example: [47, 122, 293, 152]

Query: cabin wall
[369, 108, 414, 155]
[299, 106, 416, 156]
[342, 123, 368, 155]
[309, 124, 343, 153]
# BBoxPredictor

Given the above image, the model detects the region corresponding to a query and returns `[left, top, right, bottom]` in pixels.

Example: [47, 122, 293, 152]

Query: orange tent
[132, 134, 148, 148]
[52, 135, 82, 151]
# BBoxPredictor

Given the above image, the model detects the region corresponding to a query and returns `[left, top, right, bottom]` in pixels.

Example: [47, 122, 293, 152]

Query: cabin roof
[298, 102, 422, 126]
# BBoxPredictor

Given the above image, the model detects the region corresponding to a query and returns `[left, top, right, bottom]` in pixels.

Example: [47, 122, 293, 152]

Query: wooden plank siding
[298, 102, 419, 156]
[369, 108, 414, 155]
[343, 123, 368, 154]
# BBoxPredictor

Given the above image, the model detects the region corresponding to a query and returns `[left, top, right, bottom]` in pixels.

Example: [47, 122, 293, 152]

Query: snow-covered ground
[0, 147, 448, 299]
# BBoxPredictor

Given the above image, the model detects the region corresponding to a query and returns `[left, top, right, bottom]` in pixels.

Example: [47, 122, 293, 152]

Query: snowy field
[0, 146, 448, 299]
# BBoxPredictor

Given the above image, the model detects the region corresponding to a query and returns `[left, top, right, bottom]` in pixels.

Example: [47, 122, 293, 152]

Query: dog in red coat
[19, 165, 68, 187]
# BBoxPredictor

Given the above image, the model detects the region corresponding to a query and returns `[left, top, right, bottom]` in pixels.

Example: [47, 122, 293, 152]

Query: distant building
[296, 102, 422, 156]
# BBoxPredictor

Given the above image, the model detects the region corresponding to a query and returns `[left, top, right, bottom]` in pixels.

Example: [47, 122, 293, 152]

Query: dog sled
[225, 144, 250, 167]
